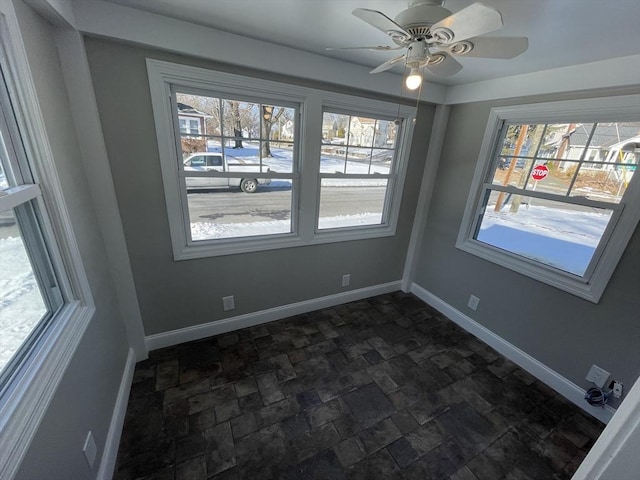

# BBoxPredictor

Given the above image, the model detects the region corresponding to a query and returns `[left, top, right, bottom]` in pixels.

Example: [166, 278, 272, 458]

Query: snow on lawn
[191, 213, 383, 240]
[477, 205, 611, 276]
[0, 235, 46, 372]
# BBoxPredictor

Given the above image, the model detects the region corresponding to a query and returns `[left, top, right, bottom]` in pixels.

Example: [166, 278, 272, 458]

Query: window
[179, 116, 202, 135]
[318, 111, 399, 230]
[0, 80, 66, 386]
[173, 91, 298, 242]
[0, 28, 93, 477]
[457, 96, 640, 302]
[147, 60, 415, 259]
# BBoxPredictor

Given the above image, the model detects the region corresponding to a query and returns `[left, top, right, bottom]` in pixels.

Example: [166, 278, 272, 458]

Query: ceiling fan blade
[425, 53, 463, 76]
[431, 2, 503, 44]
[370, 54, 406, 74]
[449, 37, 528, 59]
[353, 8, 411, 41]
[326, 45, 404, 51]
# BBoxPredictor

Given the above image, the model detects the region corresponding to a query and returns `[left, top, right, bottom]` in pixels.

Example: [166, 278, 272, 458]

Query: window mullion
[485, 183, 622, 211]
[0, 183, 40, 211]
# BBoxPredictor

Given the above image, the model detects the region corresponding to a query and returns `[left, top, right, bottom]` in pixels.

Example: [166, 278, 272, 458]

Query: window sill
[456, 238, 603, 303]
[174, 223, 397, 260]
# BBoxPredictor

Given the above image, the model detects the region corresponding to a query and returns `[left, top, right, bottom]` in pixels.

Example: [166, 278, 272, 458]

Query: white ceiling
[102, 0, 640, 86]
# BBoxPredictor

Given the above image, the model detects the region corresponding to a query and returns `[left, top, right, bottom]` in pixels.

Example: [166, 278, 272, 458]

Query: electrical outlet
[586, 364, 610, 389]
[83, 431, 97, 468]
[467, 295, 480, 311]
[342, 274, 350, 287]
[222, 295, 235, 311]
[613, 381, 623, 398]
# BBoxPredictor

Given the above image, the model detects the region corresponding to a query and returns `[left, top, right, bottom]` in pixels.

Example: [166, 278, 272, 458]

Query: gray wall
[413, 92, 640, 399]
[13, 3, 130, 479]
[83, 37, 434, 337]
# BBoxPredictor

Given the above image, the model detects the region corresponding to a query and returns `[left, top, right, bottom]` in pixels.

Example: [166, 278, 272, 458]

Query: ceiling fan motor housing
[394, 3, 452, 37]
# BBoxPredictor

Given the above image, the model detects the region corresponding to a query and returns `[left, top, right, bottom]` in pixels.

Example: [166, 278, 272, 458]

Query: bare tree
[230, 101, 244, 149]
[261, 105, 285, 157]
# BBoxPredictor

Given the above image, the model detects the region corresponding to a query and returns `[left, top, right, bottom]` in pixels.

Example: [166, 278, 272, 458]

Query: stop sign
[531, 165, 549, 181]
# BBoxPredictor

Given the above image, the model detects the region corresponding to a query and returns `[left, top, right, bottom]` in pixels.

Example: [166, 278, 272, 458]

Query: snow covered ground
[191, 212, 382, 240]
[477, 204, 611, 275]
[0, 234, 45, 372]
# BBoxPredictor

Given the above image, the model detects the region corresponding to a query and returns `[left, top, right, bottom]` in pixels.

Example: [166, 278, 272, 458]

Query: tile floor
[113, 292, 604, 480]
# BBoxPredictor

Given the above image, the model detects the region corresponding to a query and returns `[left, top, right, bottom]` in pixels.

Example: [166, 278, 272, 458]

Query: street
[187, 185, 387, 224]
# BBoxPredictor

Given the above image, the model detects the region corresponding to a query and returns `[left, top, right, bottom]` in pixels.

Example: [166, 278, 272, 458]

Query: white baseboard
[146, 281, 402, 351]
[410, 284, 616, 424]
[97, 348, 136, 480]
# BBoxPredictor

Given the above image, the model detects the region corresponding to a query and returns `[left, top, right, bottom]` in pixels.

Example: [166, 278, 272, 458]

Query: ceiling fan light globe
[405, 70, 422, 90]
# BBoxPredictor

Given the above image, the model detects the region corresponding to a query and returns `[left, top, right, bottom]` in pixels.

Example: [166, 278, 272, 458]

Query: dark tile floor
[113, 292, 604, 480]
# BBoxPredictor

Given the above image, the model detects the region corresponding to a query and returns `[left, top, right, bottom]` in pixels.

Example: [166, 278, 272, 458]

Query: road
[187, 185, 387, 224]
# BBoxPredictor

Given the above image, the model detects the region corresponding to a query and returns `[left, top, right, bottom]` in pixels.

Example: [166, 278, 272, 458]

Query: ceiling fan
[328, 0, 528, 89]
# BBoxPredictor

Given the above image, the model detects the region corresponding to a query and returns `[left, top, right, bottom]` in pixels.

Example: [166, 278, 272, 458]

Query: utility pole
[495, 125, 529, 212]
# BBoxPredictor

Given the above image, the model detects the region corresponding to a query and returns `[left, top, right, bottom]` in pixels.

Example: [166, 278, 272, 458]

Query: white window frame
[315, 107, 405, 238]
[147, 59, 415, 260]
[172, 87, 302, 247]
[456, 95, 640, 303]
[0, 10, 95, 479]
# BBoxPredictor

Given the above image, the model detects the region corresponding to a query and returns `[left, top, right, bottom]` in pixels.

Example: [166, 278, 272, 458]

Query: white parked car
[183, 152, 271, 193]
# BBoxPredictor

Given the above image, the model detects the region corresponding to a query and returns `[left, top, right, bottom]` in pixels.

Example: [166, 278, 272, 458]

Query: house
[176, 102, 208, 154]
[557, 124, 640, 167]
[0, 1, 638, 479]
[177, 102, 207, 135]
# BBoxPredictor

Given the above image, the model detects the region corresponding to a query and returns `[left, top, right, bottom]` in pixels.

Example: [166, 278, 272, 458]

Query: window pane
[176, 94, 217, 134]
[222, 100, 259, 139]
[491, 156, 532, 189]
[348, 116, 375, 147]
[0, 209, 47, 374]
[322, 112, 348, 144]
[503, 124, 530, 156]
[345, 146, 373, 174]
[320, 144, 346, 174]
[374, 119, 397, 150]
[186, 178, 292, 240]
[318, 179, 388, 229]
[180, 134, 207, 156]
[500, 124, 545, 158]
[560, 123, 595, 161]
[261, 142, 294, 173]
[370, 149, 394, 174]
[570, 162, 636, 203]
[476, 190, 613, 276]
[522, 160, 573, 196]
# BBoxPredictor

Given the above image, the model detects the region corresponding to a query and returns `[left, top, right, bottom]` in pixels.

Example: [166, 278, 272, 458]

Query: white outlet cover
[83, 431, 97, 468]
[222, 295, 235, 311]
[342, 274, 350, 287]
[468, 295, 480, 311]
[586, 364, 610, 389]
